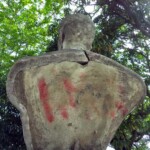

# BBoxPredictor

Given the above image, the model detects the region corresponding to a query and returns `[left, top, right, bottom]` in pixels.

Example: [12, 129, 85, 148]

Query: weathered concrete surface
[6, 50, 146, 150]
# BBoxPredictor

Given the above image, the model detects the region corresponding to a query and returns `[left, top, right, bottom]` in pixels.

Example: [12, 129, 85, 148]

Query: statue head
[58, 14, 95, 51]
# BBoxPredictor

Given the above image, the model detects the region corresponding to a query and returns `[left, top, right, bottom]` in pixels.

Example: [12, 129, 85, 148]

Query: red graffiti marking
[68, 94, 76, 107]
[63, 78, 76, 108]
[63, 79, 76, 92]
[115, 101, 124, 110]
[38, 78, 48, 101]
[115, 101, 128, 117]
[110, 111, 116, 119]
[38, 78, 54, 123]
[60, 107, 69, 120]
[121, 108, 128, 117]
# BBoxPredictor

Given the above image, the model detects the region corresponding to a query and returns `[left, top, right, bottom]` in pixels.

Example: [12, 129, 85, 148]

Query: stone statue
[6, 14, 146, 150]
[58, 14, 95, 51]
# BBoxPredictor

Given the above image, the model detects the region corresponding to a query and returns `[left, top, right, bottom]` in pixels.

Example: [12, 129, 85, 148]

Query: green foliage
[0, 0, 64, 149]
[0, 0, 64, 76]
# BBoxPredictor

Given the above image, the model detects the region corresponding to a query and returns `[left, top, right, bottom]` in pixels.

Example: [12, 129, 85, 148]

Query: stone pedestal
[6, 50, 146, 150]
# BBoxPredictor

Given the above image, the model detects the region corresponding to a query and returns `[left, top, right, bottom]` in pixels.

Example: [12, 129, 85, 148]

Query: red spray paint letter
[63, 78, 76, 108]
[38, 78, 54, 122]
[60, 106, 69, 120]
[115, 101, 128, 117]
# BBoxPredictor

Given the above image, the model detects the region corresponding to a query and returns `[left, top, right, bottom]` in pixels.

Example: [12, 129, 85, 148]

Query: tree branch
[97, 0, 150, 37]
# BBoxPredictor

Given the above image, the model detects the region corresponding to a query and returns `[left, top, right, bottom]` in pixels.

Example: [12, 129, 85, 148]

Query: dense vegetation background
[0, 0, 149, 149]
